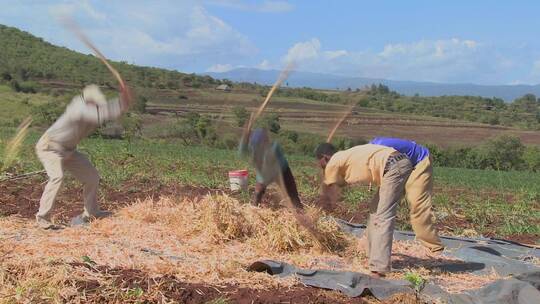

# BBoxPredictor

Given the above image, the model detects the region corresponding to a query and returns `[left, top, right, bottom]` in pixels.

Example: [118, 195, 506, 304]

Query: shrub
[479, 135, 525, 170]
[523, 146, 540, 172]
[256, 113, 280, 134]
[186, 112, 201, 126]
[232, 106, 249, 127]
[121, 113, 143, 140]
[134, 96, 148, 113]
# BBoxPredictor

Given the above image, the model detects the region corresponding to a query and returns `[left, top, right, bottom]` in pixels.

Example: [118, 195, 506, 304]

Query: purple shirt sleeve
[370, 137, 429, 166]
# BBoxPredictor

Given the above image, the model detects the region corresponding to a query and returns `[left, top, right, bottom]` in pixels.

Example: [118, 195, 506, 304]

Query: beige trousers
[405, 156, 444, 252]
[366, 157, 413, 273]
[36, 140, 100, 221]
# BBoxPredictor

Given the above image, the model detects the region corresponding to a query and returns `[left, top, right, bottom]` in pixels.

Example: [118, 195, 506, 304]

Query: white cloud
[262, 37, 524, 84]
[205, 0, 293, 13]
[284, 38, 321, 63]
[206, 63, 234, 72]
[50, 0, 106, 21]
[257, 59, 272, 70]
[324, 50, 348, 60]
[379, 38, 478, 59]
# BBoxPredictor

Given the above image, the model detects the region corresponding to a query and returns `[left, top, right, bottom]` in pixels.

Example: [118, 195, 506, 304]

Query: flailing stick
[61, 17, 132, 104]
[276, 171, 328, 249]
[326, 103, 356, 143]
[326, 90, 368, 143]
[246, 62, 295, 131]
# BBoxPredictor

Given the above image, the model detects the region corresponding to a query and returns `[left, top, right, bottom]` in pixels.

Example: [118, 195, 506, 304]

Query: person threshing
[239, 128, 302, 209]
[35, 84, 130, 229]
[315, 143, 413, 277]
[369, 137, 444, 253]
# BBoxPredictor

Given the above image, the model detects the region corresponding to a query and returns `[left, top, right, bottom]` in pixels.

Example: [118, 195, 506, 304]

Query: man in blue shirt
[239, 128, 302, 209]
[369, 137, 444, 253]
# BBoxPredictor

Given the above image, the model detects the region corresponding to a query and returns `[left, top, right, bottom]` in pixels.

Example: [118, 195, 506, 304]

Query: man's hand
[253, 183, 266, 206]
[318, 183, 340, 212]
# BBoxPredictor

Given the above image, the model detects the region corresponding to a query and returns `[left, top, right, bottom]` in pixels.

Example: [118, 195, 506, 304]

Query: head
[315, 143, 337, 169]
[82, 84, 107, 106]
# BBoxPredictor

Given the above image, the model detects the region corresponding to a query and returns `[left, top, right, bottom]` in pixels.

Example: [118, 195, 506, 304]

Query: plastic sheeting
[337, 220, 539, 276]
[249, 220, 539, 303]
[249, 262, 540, 304]
[249, 260, 413, 298]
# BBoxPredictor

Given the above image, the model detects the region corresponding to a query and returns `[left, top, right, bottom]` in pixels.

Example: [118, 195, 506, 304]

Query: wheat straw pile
[0, 194, 519, 300]
[0, 195, 355, 287]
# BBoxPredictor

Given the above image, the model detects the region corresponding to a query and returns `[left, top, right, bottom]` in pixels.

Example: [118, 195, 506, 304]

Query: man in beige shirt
[35, 84, 130, 229]
[315, 143, 413, 277]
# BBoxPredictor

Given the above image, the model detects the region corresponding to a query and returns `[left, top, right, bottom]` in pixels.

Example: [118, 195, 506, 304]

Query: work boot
[70, 214, 90, 227]
[93, 210, 112, 218]
[36, 216, 61, 230]
[71, 210, 112, 227]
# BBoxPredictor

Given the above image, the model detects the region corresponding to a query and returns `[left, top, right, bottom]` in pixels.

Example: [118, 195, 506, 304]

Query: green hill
[0, 24, 219, 90]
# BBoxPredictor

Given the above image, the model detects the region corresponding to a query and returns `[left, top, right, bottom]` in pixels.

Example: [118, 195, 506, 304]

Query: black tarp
[249, 261, 540, 304]
[337, 220, 539, 276]
[249, 219, 539, 303]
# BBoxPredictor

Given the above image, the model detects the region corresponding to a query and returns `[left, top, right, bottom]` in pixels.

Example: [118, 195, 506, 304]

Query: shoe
[71, 210, 112, 227]
[70, 214, 90, 227]
[94, 210, 112, 219]
[36, 216, 61, 230]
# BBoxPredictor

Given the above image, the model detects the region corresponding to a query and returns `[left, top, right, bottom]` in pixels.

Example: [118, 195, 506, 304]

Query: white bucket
[229, 170, 249, 191]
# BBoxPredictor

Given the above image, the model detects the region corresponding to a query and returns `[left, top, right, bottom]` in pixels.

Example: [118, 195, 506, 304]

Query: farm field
[1, 130, 539, 303]
[1, 81, 540, 303]
[2, 130, 539, 243]
[145, 88, 540, 147]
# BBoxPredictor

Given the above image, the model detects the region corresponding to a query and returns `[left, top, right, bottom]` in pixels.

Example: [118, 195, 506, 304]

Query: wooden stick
[326, 90, 368, 143]
[0, 170, 45, 183]
[61, 17, 131, 104]
[326, 103, 355, 143]
[247, 62, 295, 130]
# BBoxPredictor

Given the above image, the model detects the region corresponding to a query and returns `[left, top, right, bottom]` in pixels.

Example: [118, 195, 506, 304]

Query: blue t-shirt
[239, 139, 289, 185]
[369, 137, 429, 166]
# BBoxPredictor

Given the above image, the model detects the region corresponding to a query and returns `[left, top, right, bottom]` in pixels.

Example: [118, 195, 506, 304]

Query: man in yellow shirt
[315, 143, 413, 277]
[369, 137, 444, 253]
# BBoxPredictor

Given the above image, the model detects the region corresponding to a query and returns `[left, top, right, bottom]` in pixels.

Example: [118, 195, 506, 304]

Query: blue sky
[2, 0, 540, 84]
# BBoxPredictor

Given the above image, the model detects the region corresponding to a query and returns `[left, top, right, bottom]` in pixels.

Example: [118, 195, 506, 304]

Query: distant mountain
[206, 68, 540, 101]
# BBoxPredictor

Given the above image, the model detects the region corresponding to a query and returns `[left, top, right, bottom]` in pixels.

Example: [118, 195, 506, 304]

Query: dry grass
[1, 116, 32, 173]
[0, 194, 523, 302]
